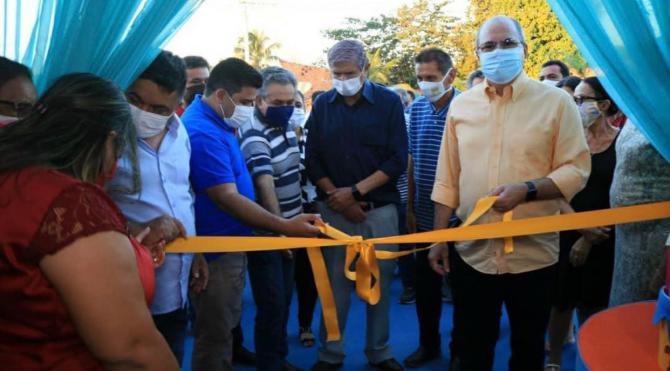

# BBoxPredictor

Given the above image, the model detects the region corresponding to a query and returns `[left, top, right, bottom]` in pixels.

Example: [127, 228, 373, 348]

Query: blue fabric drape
[1, 0, 203, 92]
[548, 0, 670, 162]
[1, 0, 25, 61]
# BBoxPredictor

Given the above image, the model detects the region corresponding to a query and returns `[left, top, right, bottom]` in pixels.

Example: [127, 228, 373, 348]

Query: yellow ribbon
[167, 199, 670, 341]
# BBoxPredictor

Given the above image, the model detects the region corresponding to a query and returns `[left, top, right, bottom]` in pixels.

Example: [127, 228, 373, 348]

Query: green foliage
[454, 0, 588, 84]
[367, 49, 398, 84]
[324, 0, 458, 87]
[323, 0, 588, 89]
[234, 30, 281, 69]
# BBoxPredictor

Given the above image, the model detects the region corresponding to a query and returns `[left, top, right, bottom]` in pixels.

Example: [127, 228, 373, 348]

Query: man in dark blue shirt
[306, 40, 407, 371]
[183, 58, 320, 371]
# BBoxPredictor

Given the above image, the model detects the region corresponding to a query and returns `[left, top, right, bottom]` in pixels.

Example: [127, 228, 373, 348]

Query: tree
[454, 0, 588, 83]
[367, 49, 397, 84]
[323, 0, 459, 87]
[234, 30, 281, 69]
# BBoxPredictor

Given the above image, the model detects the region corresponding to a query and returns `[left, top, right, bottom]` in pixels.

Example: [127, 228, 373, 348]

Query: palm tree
[366, 48, 397, 85]
[234, 30, 281, 69]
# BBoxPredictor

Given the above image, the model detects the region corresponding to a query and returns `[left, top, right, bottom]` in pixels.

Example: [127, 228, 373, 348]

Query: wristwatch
[351, 184, 363, 201]
[525, 181, 538, 202]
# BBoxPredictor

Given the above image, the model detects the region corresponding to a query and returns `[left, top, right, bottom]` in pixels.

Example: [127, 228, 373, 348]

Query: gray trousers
[317, 202, 399, 364]
[191, 253, 246, 371]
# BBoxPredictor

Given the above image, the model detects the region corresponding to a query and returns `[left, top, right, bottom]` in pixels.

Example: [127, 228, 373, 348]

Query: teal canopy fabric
[1, 0, 203, 92]
[548, 0, 670, 162]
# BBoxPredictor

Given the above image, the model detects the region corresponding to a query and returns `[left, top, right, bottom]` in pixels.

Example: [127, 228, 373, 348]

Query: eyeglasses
[574, 96, 602, 105]
[0, 100, 33, 118]
[478, 38, 522, 53]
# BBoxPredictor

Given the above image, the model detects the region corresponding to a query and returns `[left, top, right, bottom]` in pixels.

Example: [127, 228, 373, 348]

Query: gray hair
[476, 16, 526, 47]
[327, 39, 369, 71]
[258, 66, 297, 97]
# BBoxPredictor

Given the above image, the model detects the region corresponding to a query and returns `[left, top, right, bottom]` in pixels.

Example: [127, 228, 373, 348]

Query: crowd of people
[1, 14, 669, 371]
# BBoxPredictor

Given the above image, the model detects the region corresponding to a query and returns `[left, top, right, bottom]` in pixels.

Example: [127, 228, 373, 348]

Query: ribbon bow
[317, 196, 515, 308]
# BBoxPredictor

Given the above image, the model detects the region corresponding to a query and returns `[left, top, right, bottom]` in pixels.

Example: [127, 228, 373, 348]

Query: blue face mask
[479, 46, 524, 84]
[265, 105, 295, 129]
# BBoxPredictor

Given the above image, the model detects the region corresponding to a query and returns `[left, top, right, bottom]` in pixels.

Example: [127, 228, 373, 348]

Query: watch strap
[351, 185, 363, 201]
[525, 181, 538, 202]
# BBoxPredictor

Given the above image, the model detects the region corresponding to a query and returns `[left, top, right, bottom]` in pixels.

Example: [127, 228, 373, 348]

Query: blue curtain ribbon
[1, 0, 203, 92]
[547, 0, 670, 162]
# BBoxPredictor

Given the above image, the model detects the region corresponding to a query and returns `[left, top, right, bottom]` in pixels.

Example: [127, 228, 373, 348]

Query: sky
[166, 0, 469, 67]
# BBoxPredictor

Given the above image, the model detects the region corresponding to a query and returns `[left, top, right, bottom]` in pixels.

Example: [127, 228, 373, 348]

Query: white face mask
[130, 104, 171, 138]
[332, 74, 363, 96]
[418, 70, 453, 102]
[579, 101, 601, 129]
[288, 108, 306, 130]
[220, 93, 254, 129]
[542, 79, 559, 87]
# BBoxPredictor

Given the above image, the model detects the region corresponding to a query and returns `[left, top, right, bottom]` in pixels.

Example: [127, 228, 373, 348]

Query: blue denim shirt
[108, 115, 196, 315]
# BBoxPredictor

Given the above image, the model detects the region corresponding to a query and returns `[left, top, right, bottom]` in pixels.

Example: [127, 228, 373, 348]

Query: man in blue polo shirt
[183, 57, 320, 371]
[306, 40, 407, 371]
[404, 48, 460, 369]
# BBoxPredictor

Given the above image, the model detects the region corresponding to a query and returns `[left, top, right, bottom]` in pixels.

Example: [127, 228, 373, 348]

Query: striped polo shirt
[239, 112, 303, 218]
[396, 110, 411, 205]
[409, 90, 459, 231]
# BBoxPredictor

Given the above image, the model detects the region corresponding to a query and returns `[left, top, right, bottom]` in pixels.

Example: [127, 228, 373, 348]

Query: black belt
[360, 201, 392, 212]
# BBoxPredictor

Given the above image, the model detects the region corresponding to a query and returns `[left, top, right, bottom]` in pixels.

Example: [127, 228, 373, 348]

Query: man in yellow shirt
[428, 16, 590, 371]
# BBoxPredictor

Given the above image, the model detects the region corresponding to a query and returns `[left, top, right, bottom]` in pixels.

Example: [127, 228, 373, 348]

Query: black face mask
[184, 83, 206, 106]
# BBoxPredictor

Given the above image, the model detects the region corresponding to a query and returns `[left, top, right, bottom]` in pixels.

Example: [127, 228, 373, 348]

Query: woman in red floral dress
[0, 73, 179, 371]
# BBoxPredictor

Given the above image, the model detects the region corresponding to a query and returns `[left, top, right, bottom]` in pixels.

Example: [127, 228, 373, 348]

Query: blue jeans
[317, 202, 399, 364]
[247, 251, 294, 371]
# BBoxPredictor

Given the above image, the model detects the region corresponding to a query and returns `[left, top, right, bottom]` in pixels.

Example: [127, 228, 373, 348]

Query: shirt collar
[166, 114, 181, 133]
[434, 88, 460, 114]
[192, 95, 235, 133]
[484, 71, 529, 102]
[328, 80, 375, 105]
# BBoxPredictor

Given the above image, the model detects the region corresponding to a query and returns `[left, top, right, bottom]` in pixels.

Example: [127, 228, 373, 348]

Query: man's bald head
[476, 16, 525, 48]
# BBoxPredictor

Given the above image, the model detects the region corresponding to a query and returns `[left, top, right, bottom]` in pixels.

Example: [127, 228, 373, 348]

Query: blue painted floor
[182, 272, 577, 370]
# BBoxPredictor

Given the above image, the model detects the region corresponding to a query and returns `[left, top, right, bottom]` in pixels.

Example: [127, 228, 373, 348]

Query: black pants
[414, 244, 443, 352]
[396, 203, 416, 289]
[248, 251, 294, 371]
[294, 247, 318, 329]
[153, 307, 188, 364]
[450, 248, 555, 371]
[232, 323, 244, 349]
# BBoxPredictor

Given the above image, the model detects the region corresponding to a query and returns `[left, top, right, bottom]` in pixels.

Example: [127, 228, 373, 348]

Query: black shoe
[403, 346, 441, 368]
[370, 358, 404, 371]
[283, 361, 304, 371]
[310, 361, 342, 371]
[399, 287, 416, 304]
[232, 345, 256, 365]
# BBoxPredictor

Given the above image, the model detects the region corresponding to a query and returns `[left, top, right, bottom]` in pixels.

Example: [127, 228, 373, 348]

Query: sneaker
[400, 287, 416, 304]
[299, 326, 316, 347]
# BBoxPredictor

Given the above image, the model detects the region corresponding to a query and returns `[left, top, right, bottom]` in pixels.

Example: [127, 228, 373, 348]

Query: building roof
[280, 60, 332, 109]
